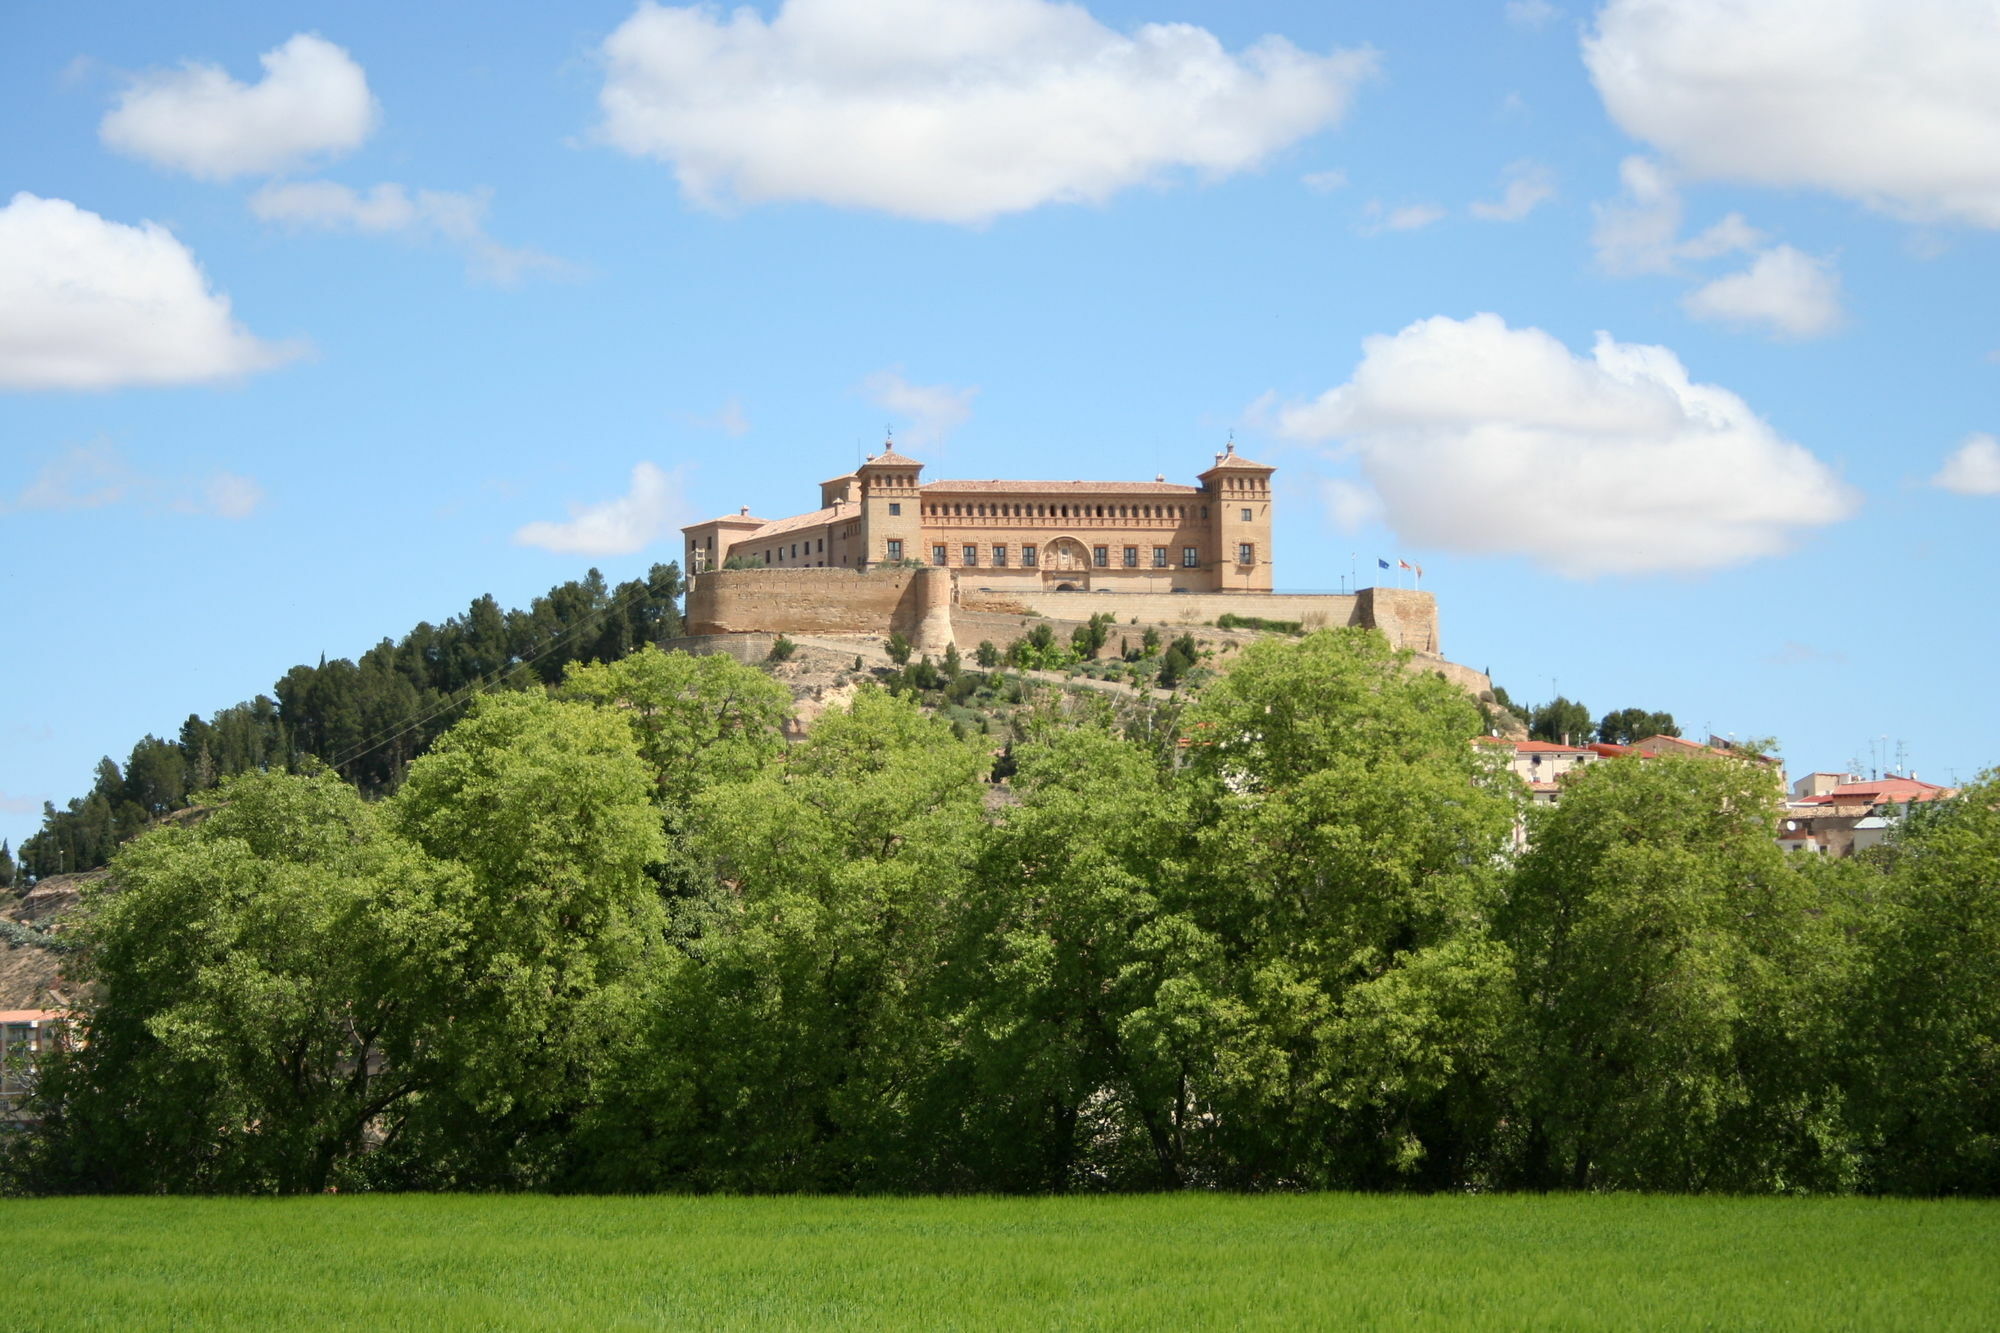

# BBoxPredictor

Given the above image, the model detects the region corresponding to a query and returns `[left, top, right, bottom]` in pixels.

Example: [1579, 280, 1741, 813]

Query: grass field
[4, 1193, 1995, 1330]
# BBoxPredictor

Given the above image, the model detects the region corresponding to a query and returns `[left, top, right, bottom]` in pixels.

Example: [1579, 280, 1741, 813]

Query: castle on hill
[674, 443, 1485, 708]
[683, 442, 1274, 593]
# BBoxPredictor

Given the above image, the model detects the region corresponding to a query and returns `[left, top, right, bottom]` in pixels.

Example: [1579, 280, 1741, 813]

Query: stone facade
[682, 443, 1275, 594]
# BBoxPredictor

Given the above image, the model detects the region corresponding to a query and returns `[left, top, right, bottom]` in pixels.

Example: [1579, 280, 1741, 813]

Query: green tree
[886, 631, 912, 666]
[387, 691, 668, 1185]
[575, 688, 988, 1191]
[11, 770, 455, 1194]
[1175, 629, 1521, 1188]
[1596, 707, 1681, 745]
[1528, 695, 1592, 744]
[1847, 776, 2000, 1193]
[1499, 751, 1849, 1191]
[974, 640, 1000, 668]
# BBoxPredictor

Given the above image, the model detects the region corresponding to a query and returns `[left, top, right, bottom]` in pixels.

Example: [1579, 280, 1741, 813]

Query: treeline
[17, 565, 683, 881]
[9, 630, 1998, 1197]
[1491, 688, 1682, 747]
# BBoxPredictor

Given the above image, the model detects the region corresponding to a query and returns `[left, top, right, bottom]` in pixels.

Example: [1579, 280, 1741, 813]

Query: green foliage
[1845, 774, 2000, 1194]
[974, 640, 1000, 668]
[1005, 622, 1076, 671]
[13, 770, 453, 1193]
[20, 564, 685, 881]
[1500, 751, 1854, 1192]
[1528, 695, 1592, 745]
[885, 631, 912, 666]
[1596, 706, 1681, 745]
[1215, 612, 1303, 634]
[11, 621, 2000, 1199]
[942, 642, 961, 679]
[766, 634, 797, 662]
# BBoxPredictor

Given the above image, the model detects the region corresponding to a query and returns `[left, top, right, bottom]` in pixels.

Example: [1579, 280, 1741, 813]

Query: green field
[4, 1194, 1994, 1330]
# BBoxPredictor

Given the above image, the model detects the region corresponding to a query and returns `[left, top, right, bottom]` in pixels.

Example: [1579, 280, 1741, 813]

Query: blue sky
[4, 0, 1997, 847]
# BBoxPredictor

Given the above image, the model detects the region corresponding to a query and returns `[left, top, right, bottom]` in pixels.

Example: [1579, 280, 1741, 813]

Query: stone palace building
[682, 442, 1275, 594]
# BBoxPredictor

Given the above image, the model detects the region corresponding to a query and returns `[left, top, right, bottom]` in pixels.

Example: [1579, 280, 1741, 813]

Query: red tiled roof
[750, 506, 840, 539]
[688, 513, 771, 529]
[860, 448, 924, 469]
[921, 479, 1201, 495]
[1514, 740, 1592, 754]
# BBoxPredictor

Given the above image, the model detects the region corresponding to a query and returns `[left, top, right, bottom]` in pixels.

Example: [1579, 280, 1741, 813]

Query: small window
[993, 545, 1008, 566]
[1240, 507, 1252, 522]
[1123, 546, 1138, 567]
[1183, 546, 1199, 568]
[886, 539, 903, 561]
[1093, 546, 1109, 567]
[932, 545, 947, 566]
[818, 538, 824, 552]
[963, 544, 978, 566]
[888, 502, 901, 516]
[1153, 547, 1168, 567]
[1023, 546, 1038, 567]
[1237, 542, 1254, 565]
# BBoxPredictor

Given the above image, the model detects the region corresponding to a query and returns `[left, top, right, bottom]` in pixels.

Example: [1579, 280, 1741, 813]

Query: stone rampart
[686, 567, 958, 650]
[999, 587, 1440, 655]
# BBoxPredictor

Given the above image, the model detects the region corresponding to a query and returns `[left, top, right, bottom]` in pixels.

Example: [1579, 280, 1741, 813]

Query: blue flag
[1377, 558, 1391, 570]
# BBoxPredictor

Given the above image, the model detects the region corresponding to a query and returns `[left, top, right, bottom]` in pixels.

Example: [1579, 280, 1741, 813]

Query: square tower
[855, 446, 925, 569]
[1199, 442, 1275, 592]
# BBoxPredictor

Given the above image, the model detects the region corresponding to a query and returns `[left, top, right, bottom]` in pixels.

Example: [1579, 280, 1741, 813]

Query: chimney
[739, 505, 749, 517]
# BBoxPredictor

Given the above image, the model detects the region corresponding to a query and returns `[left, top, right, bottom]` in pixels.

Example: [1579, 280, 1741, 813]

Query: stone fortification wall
[987, 587, 1441, 655]
[686, 567, 956, 654]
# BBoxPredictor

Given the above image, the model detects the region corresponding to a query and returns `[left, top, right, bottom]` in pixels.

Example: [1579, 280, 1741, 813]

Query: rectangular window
[1023, 546, 1038, 567]
[963, 544, 978, 565]
[818, 538, 824, 552]
[993, 545, 1008, 566]
[1123, 546, 1138, 567]
[886, 539, 903, 561]
[888, 502, 901, 516]
[1240, 507, 1252, 522]
[1153, 547, 1168, 567]
[791, 544, 798, 558]
[1182, 546, 1199, 568]
[932, 545, 947, 566]
[1093, 546, 1109, 567]
[1238, 542, 1254, 565]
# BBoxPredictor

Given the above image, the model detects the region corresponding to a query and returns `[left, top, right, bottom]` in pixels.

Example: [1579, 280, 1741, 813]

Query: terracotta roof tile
[749, 506, 840, 539]
[921, 479, 1200, 495]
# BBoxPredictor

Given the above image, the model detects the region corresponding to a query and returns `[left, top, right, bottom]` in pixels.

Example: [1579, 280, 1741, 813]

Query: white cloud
[1505, 1, 1559, 30]
[1682, 245, 1845, 339]
[1932, 433, 2000, 495]
[100, 33, 377, 180]
[1470, 161, 1555, 221]
[1321, 478, 1382, 533]
[1271, 313, 1857, 576]
[0, 193, 300, 391]
[0, 791, 43, 816]
[513, 462, 690, 556]
[9, 442, 266, 518]
[1301, 169, 1349, 194]
[1590, 156, 1761, 275]
[1585, 0, 2000, 228]
[1358, 200, 1445, 235]
[596, 0, 1377, 224]
[862, 369, 978, 449]
[249, 181, 563, 285]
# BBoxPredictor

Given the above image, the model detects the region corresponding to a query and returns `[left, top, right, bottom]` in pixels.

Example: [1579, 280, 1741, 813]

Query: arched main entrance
[1042, 537, 1091, 591]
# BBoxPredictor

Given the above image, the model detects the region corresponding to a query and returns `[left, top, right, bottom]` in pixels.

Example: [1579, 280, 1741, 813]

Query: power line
[320, 576, 668, 776]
